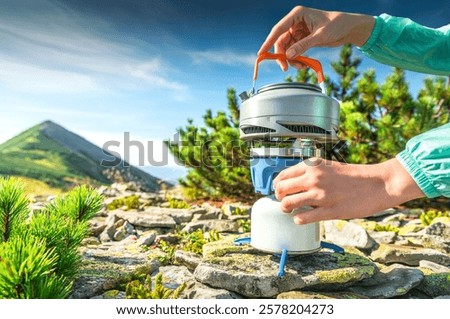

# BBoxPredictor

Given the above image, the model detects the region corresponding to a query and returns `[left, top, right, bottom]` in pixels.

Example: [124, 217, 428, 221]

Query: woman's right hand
[258, 6, 375, 70]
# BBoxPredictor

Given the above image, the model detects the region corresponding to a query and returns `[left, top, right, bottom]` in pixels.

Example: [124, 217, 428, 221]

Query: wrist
[347, 14, 376, 47]
[379, 158, 425, 204]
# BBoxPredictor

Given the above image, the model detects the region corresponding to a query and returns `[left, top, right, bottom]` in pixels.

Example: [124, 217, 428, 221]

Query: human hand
[272, 157, 424, 224]
[258, 6, 375, 70]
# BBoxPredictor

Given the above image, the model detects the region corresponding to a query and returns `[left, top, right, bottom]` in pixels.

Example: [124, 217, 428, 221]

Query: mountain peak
[0, 121, 167, 191]
[40, 119, 62, 128]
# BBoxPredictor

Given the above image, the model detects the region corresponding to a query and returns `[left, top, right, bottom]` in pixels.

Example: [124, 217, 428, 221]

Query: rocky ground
[41, 183, 449, 299]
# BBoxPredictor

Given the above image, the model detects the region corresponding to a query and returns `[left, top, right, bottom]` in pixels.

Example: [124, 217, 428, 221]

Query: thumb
[293, 206, 330, 225]
[285, 33, 320, 58]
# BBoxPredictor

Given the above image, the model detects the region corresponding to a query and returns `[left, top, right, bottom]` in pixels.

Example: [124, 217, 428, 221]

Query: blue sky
[0, 0, 448, 181]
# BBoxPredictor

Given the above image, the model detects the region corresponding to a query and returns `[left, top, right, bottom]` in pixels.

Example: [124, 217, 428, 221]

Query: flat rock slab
[193, 237, 377, 298]
[159, 265, 241, 299]
[115, 210, 177, 228]
[371, 244, 450, 266]
[182, 220, 239, 233]
[348, 264, 424, 298]
[71, 241, 159, 298]
[144, 206, 203, 224]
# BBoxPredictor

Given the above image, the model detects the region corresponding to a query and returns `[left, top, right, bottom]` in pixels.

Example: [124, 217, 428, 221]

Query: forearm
[378, 158, 424, 206]
[336, 12, 376, 47]
[359, 14, 450, 75]
[396, 123, 450, 198]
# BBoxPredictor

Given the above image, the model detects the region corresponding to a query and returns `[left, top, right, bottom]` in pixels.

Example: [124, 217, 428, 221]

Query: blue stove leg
[320, 241, 345, 253]
[277, 248, 288, 278]
[233, 237, 251, 246]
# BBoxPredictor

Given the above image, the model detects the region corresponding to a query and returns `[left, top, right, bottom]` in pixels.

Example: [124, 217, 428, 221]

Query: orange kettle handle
[253, 52, 325, 84]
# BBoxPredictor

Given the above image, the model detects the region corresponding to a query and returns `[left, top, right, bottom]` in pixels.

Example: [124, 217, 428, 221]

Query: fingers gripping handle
[253, 52, 325, 93]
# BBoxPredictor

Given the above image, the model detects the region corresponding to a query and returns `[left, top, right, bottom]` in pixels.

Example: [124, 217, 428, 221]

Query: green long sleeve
[396, 123, 450, 198]
[359, 14, 450, 75]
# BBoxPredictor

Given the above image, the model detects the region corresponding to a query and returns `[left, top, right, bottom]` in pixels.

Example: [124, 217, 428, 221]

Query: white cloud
[128, 60, 187, 91]
[0, 0, 186, 95]
[189, 49, 255, 66]
[0, 59, 100, 93]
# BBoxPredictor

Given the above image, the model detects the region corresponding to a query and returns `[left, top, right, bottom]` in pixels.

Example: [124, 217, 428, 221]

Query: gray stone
[89, 218, 107, 237]
[173, 250, 202, 271]
[182, 220, 239, 233]
[185, 281, 242, 299]
[192, 206, 222, 221]
[115, 210, 177, 228]
[202, 202, 223, 212]
[397, 224, 424, 236]
[144, 206, 198, 224]
[123, 221, 134, 235]
[159, 265, 241, 299]
[156, 265, 240, 299]
[159, 265, 195, 290]
[415, 272, 450, 298]
[137, 231, 158, 246]
[420, 235, 450, 254]
[71, 242, 159, 299]
[221, 202, 252, 217]
[419, 260, 450, 273]
[380, 213, 407, 228]
[113, 219, 125, 229]
[193, 237, 377, 298]
[99, 231, 112, 243]
[99, 213, 119, 242]
[113, 226, 127, 241]
[324, 220, 376, 249]
[228, 215, 250, 222]
[155, 233, 180, 244]
[403, 219, 423, 227]
[81, 236, 101, 246]
[370, 244, 450, 266]
[348, 264, 424, 298]
[96, 185, 120, 198]
[369, 231, 397, 244]
[425, 222, 450, 237]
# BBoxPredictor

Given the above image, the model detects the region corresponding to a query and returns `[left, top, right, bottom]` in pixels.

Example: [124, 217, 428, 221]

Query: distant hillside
[0, 120, 167, 191]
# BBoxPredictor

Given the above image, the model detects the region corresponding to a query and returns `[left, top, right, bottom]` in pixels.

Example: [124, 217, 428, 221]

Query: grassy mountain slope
[0, 121, 164, 191]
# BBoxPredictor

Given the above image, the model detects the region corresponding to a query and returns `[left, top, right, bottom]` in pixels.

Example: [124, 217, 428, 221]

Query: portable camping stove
[235, 53, 344, 277]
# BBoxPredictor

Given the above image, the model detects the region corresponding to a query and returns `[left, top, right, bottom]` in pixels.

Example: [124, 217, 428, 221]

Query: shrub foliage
[0, 178, 103, 298]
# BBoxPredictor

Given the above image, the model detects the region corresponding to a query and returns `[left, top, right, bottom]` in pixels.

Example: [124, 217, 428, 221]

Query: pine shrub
[0, 178, 103, 298]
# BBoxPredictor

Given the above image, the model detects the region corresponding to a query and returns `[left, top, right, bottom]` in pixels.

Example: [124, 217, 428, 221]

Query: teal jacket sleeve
[396, 123, 450, 198]
[359, 14, 450, 75]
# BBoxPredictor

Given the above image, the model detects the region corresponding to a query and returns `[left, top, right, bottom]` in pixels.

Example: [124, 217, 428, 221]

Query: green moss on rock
[202, 235, 257, 259]
[416, 272, 450, 297]
[103, 290, 121, 299]
[316, 266, 375, 284]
